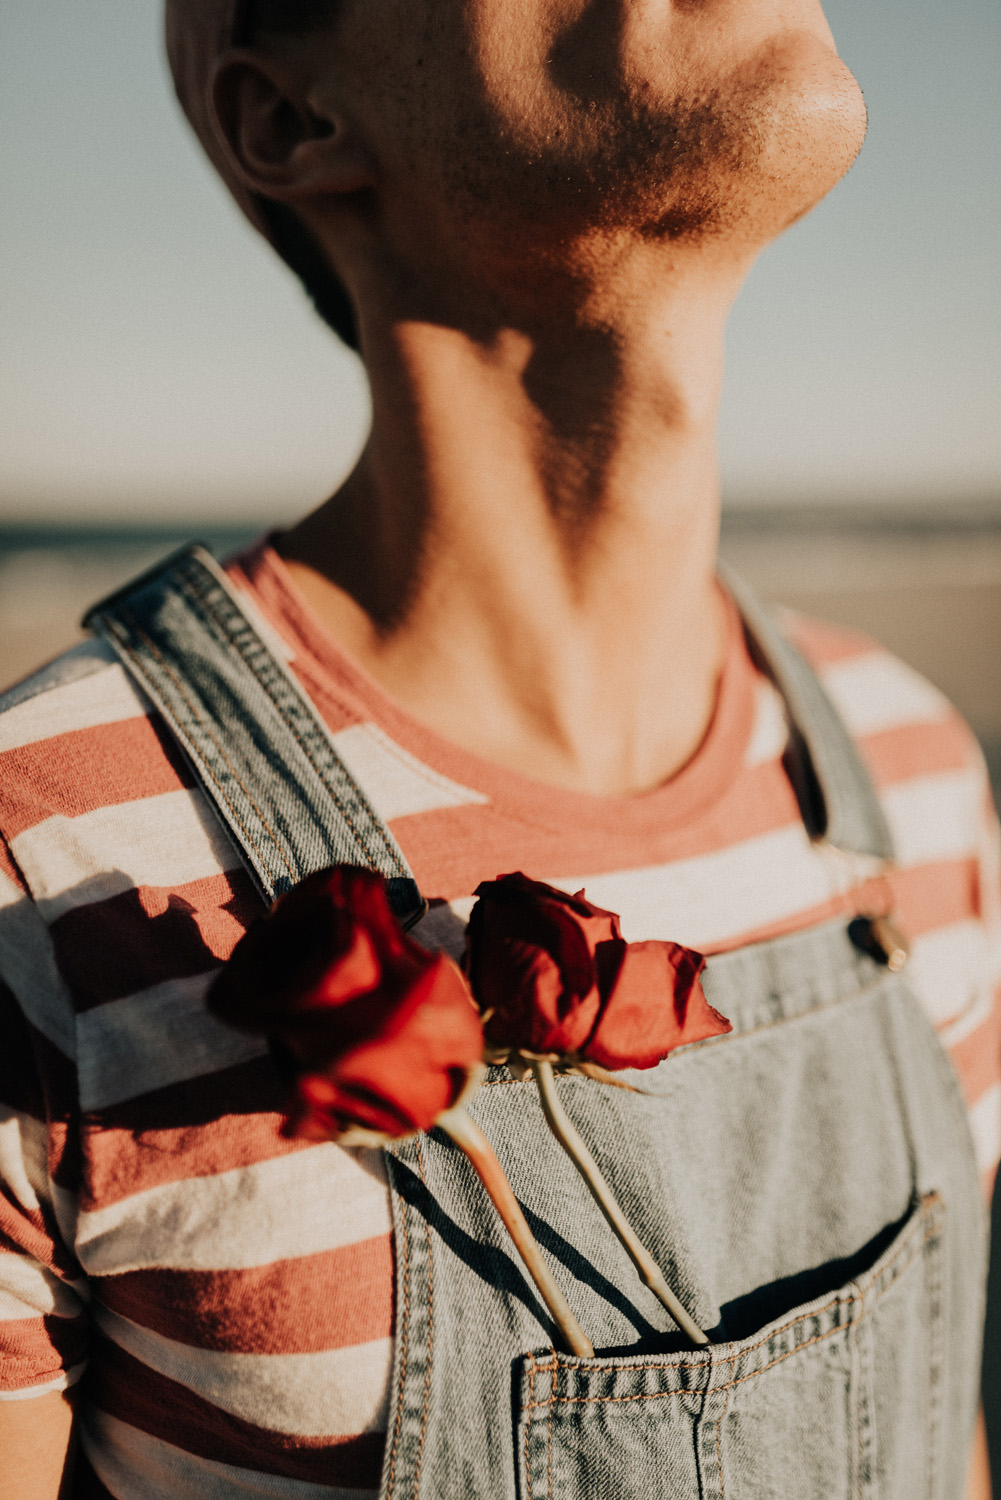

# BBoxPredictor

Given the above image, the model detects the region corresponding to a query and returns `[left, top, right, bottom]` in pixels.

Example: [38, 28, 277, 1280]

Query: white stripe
[0, 1254, 84, 1322]
[77, 974, 268, 1112]
[882, 769, 986, 868]
[75, 1145, 392, 1276]
[0, 867, 24, 912]
[744, 683, 789, 768]
[0, 657, 147, 753]
[554, 823, 856, 950]
[0, 878, 77, 1056]
[82, 1409, 377, 1500]
[0, 1363, 85, 1401]
[0, 1108, 49, 1212]
[902, 921, 993, 1030]
[820, 653, 950, 737]
[11, 788, 241, 920]
[332, 723, 487, 822]
[968, 1083, 1001, 1175]
[0, 639, 117, 716]
[94, 1303, 391, 1441]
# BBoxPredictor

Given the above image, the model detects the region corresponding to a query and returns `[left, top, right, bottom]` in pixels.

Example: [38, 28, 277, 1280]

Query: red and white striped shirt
[1, 541, 999, 1498]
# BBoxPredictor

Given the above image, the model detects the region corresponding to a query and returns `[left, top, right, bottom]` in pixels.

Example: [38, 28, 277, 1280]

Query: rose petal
[207, 866, 485, 1144]
[586, 942, 731, 1070]
[468, 874, 621, 1055]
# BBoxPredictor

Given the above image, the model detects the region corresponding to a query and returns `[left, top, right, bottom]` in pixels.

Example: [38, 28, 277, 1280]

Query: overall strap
[84, 545, 426, 925]
[84, 543, 893, 923]
[720, 561, 895, 862]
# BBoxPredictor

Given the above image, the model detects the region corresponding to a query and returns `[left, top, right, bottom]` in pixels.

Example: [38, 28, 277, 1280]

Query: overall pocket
[514, 1193, 945, 1500]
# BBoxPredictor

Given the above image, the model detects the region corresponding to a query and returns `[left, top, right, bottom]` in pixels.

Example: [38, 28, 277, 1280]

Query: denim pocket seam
[521, 1193, 940, 1413]
[384, 1154, 412, 1500]
[715, 1354, 736, 1500]
[413, 1136, 434, 1500]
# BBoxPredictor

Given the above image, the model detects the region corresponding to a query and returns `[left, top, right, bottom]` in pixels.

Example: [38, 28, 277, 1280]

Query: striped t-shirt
[1, 541, 999, 1499]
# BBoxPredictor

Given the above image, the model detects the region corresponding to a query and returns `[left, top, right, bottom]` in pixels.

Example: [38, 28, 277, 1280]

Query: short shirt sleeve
[0, 846, 89, 1398]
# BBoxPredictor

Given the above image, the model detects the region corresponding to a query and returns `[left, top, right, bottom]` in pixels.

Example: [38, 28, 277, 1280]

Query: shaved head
[170, 0, 866, 349]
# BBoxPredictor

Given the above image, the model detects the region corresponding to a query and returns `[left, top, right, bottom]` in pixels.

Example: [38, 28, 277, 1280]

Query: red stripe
[51, 870, 262, 1011]
[398, 764, 805, 903]
[80, 1059, 304, 1212]
[0, 715, 193, 841]
[92, 1054, 287, 1136]
[889, 858, 981, 937]
[860, 716, 974, 789]
[0, 1210, 81, 1286]
[783, 615, 875, 666]
[946, 1008, 1001, 1110]
[704, 895, 851, 955]
[708, 857, 986, 957]
[85, 1333, 385, 1487]
[95, 1234, 394, 1354]
[0, 1309, 88, 1386]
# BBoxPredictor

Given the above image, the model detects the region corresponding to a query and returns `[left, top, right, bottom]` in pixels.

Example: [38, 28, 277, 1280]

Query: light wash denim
[89, 546, 987, 1500]
[84, 545, 423, 924]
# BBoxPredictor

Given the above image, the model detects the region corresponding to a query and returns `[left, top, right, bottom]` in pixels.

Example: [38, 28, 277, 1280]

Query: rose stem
[574, 1061, 642, 1093]
[437, 1105, 595, 1359]
[531, 1060, 709, 1348]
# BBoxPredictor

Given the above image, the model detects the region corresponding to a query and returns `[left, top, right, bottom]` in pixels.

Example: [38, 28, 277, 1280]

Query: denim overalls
[88, 548, 987, 1500]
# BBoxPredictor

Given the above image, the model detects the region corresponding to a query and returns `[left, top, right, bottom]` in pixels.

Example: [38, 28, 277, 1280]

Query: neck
[280, 256, 742, 796]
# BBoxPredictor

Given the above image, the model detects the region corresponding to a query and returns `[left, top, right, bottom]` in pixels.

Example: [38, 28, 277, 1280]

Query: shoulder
[781, 612, 1001, 1167]
[0, 638, 260, 1086]
[780, 609, 990, 814]
[782, 611, 998, 969]
[782, 607, 999, 982]
[0, 636, 183, 859]
[0, 636, 239, 920]
[0, 636, 147, 745]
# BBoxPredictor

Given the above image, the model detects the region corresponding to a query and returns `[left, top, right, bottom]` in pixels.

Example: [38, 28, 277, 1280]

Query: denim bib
[88, 548, 987, 1500]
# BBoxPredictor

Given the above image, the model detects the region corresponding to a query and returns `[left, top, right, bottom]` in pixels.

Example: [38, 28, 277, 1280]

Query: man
[0, 0, 997, 1495]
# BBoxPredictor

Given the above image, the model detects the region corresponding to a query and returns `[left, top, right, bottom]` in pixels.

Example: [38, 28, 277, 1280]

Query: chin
[621, 31, 868, 251]
[726, 32, 868, 241]
[427, 20, 868, 272]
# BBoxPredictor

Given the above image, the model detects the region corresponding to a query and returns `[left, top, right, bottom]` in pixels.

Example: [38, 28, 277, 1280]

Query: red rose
[466, 872, 730, 1070]
[207, 866, 484, 1141]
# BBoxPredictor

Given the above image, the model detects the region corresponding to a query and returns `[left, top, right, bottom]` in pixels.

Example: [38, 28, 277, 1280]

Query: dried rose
[207, 865, 594, 1355]
[207, 865, 484, 1142]
[467, 872, 730, 1070]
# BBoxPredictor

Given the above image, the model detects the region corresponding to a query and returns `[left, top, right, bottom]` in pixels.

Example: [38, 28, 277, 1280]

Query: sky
[1, 0, 998, 525]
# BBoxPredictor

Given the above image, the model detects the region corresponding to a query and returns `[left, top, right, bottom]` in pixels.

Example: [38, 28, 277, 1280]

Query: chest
[379, 925, 986, 1500]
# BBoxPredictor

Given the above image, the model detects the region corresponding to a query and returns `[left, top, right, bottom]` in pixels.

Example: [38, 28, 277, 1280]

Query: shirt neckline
[230, 538, 762, 843]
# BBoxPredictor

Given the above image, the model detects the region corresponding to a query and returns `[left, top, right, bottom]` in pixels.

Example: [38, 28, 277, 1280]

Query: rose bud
[207, 865, 485, 1143]
[468, 873, 727, 1348]
[467, 872, 731, 1071]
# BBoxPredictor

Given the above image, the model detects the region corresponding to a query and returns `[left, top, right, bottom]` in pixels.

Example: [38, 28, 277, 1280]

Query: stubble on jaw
[426, 38, 867, 264]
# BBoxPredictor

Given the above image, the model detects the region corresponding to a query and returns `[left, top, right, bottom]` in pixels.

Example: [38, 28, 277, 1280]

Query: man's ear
[212, 52, 374, 202]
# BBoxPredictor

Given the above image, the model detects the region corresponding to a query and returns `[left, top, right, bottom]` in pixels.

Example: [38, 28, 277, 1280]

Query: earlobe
[212, 52, 373, 202]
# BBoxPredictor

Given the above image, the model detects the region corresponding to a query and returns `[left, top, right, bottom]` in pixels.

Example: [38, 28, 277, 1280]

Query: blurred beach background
[3, 509, 1001, 797]
[2, 0, 1000, 1476]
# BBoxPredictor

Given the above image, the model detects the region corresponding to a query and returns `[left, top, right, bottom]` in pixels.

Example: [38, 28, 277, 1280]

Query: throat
[277, 302, 730, 796]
